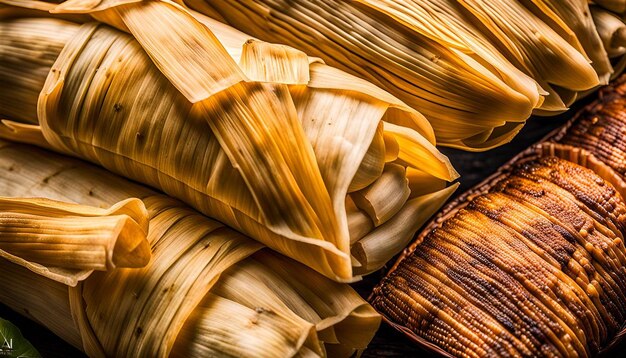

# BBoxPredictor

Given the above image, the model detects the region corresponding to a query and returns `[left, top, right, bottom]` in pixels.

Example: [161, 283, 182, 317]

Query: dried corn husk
[592, 6, 626, 58]
[185, 0, 539, 150]
[354, 0, 611, 111]
[0, 196, 150, 286]
[0, 7, 458, 281]
[456, 0, 599, 108]
[595, 0, 626, 13]
[523, 0, 613, 84]
[0, 139, 380, 357]
[352, 0, 547, 111]
[0, 15, 75, 124]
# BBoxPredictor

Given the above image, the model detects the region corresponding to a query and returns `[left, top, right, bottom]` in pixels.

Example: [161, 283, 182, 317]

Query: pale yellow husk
[186, 0, 601, 149]
[186, 0, 626, 146]
[0, 196, 150, 286]
[451, 0, 599, 109]
[0, 4, 458, 282]
[0, 139, 380, 357]
[524, 0, 613, 84]
[209, 0, 540, 150]
[353, 0, 546, 110]
[591, 6, 626, 58]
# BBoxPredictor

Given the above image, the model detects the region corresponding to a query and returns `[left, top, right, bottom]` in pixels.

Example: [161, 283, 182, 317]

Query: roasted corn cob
[371, 77, 626, 356]
[0, 139, 380, 357]
[560, 77, 626, 175]
[372, 156, 626, 357]
[0, 4, 458, 281]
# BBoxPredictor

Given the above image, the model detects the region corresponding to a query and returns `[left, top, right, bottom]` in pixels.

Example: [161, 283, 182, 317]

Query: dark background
[0, 95, 615, 357]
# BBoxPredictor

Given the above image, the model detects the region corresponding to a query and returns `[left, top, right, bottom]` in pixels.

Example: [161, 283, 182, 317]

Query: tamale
[0, 5, 458, 281]
[188, 0, 621, 149]
[353, 0, 544, 107]
[353, 0, 598, 111]
[522, 0, 613, 84]
[454, 0, 599, 109]
[0, 139, 380, 357]
[185, 0, 540, 151]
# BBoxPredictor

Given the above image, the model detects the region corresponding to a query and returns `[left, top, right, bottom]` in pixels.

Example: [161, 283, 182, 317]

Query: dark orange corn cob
[560, 95, 626, 175]
[372, 157, 626, 357]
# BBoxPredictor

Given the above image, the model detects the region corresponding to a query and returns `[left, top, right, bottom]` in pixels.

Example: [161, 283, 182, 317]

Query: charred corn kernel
[373, 157, 626, 357]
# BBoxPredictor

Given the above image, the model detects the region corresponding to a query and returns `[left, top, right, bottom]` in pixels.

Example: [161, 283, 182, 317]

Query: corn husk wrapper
[455, 0, 599, 108]
[0, 4, 458, 281]
[0, 196, 150, 286]
[352, 0, 545, 111]
[594, 0, 626, 14]
[346, 0, 579, 114]
[353, 0, 599, 110]
[0, 139, 380, 357]
[523, 0, 613, 84]
[185, 0, 539, 151]
[591, 6, 626, 59]
[0, 15, 75, 124]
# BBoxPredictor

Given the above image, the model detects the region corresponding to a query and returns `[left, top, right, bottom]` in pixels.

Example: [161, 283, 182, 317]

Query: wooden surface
[0, 95, 618, 357]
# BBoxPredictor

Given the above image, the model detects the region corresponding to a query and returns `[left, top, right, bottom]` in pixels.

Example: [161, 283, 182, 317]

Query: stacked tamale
[187, 0, 626, 150]
[0, 4, 459, 281]
[0, 0, 459, 356]
[0, 140, 380, 357]
[371, 79, 626, 356]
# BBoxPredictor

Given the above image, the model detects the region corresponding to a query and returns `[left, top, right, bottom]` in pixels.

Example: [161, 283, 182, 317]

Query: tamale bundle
[455, 0, 600, 105]
[189, 0, 542, 150]
[0, 139, 380, 357]
[0, 3, 459, 281]
[356, 0, 597, 111]
[188, 0, 626, 149]
[522, 0, 613, 84]
[370, 77, 626, 357]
